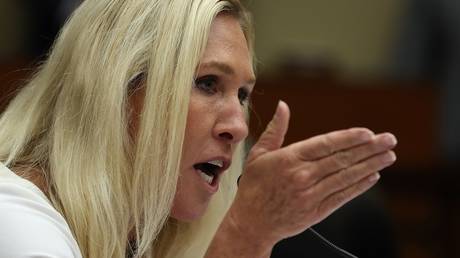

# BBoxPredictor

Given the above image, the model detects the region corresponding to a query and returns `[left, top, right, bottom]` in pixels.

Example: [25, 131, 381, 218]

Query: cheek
[182, 98, 199, 155]
[171, 95, 214, 221]
[181, 98, 212, 175]
[185, 102, 199, 138]
[183, 94, 214, 144]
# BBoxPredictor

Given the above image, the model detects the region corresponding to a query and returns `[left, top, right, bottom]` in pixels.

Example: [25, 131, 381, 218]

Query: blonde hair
[0, 0, 254, 257]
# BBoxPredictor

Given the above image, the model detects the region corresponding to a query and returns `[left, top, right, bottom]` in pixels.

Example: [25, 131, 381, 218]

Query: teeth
[199, 171, 214, 184]
[207, 160, 223, 168]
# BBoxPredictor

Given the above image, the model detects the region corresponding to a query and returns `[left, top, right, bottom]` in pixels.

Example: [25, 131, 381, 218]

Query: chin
[170, 204, 209, 222]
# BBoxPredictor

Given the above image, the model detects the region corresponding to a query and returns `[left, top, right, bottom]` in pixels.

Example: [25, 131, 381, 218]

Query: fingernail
[359, 130, 374, 142]
[383, 134, 397, 146]
[369, 173, 380, 182]
[277, 100, 286, 112]
[383, 151, 396, 163]
[275, 100, 283, 116]
[350, 128, 373, 142]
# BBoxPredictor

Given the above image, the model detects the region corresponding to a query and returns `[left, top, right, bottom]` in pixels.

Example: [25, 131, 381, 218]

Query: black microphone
[308, 227, 358, 258]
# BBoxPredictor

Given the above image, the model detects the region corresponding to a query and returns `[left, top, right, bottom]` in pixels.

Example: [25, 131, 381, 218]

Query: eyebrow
[200, 61, 256, 85]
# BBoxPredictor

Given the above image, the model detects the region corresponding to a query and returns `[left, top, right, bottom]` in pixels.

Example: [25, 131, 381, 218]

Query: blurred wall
[0, 1, 28, 60]
[248, 0, 406, 77]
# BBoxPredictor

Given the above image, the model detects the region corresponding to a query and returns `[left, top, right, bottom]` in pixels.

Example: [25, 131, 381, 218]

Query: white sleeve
[0, 180, 82, 258]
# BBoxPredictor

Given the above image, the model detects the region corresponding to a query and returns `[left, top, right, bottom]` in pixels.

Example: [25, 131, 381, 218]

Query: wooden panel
[249, 77, 439, 170]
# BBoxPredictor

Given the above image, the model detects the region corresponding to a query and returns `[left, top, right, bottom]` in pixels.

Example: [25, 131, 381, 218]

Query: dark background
[1, 1, 459, 257]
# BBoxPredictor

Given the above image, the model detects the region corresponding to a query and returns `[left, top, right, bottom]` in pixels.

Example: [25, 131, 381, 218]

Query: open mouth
[193, 160, 224, 185]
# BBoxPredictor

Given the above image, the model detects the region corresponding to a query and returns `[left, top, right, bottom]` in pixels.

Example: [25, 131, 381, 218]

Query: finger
[316, 172, 381, 218]
[288, 128, 375, 162]
[311, 150, 396, 200]
[248, 100, 290, 161]
[307, 133, 397, 181]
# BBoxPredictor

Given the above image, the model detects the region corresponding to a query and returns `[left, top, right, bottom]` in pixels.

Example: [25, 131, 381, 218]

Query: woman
[0, 0, 397, 257]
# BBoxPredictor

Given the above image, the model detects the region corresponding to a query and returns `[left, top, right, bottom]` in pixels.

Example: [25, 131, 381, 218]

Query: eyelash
[238, 88, 250, 105]
[194, 75, 251, 105]
[195, 75, 218, 94]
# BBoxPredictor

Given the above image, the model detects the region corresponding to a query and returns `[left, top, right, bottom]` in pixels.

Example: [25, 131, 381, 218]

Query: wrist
[206, 206, 276, 258]
[225, 205, 278, 254]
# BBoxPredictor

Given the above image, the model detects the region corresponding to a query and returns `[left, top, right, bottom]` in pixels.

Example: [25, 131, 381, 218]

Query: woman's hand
[227, 100, 397, 248]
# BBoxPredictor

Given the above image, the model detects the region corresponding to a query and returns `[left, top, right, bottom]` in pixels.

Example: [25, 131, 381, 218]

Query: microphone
[308, 227, 358, 258]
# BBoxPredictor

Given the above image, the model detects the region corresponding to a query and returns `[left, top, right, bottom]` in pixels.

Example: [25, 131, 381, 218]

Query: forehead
[200, 14, 254, 77]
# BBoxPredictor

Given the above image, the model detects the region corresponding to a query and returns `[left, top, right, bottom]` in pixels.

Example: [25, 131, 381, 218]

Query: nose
[213, 98, 249, 144]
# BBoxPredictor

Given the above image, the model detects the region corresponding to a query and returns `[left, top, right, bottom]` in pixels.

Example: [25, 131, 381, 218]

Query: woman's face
[171, 14, 255, 221]
[129, 14, 255, 221]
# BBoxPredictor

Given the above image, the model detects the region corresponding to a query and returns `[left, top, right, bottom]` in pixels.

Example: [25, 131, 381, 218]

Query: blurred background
[0, 0, 459, 257]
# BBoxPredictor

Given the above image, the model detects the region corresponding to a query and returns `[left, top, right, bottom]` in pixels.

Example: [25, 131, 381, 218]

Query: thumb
[249, 100, 290, 160]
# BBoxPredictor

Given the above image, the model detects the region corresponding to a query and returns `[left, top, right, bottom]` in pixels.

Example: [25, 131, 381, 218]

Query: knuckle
[334, 151, 352, 168]
[302, 186, 318, 200]
[291, 171, 304, 183]
[293, 148, 307, 162]
[332, 191, 348, 206]
[335, 168, 352, 189]
[292, 169, 312, 185]
[357, 179, 372, 192]
[351, 127, 373, 138]
[364, 156, 381, 171]
[320, 134, 335, 156]
[282, 150, 300, 167]
[368, 140, 384, 154]
[381, 151, 396, 164]
[284, 148, 300, 164]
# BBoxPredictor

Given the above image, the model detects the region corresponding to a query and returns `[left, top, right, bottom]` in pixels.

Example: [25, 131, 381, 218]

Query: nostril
[219, 132, 233, 140]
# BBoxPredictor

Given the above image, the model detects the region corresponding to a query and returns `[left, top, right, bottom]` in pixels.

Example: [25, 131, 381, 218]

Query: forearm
[205, 211, 274, 258]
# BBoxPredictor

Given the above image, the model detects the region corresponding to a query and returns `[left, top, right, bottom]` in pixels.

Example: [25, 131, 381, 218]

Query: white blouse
[0, 163, 82, 258]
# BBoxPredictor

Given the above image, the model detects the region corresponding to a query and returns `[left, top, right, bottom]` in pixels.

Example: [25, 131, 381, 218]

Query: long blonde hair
[0, 0, 254, 257]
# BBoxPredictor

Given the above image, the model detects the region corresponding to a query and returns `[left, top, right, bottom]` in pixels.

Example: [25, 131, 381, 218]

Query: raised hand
[228, 100, 397, 247]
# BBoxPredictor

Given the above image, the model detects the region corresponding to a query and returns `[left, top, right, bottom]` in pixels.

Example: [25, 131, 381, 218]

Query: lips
[193, 157, 231, 187]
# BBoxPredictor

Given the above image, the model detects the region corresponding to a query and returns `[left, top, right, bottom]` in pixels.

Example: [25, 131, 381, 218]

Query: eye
[238, 87, 251, 105]
[194, 75, 218, 94]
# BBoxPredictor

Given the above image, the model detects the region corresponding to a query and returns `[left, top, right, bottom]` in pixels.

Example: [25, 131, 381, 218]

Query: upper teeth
[207, 160, 223, 168]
